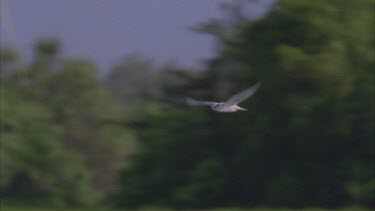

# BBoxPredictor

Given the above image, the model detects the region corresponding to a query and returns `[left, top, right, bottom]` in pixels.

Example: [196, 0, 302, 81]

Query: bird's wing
[186, 97, 218, 106]
[223, 82, 261, 107]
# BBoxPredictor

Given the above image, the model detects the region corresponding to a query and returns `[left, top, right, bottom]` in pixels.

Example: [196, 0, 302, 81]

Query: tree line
[1, 0, 374, 209]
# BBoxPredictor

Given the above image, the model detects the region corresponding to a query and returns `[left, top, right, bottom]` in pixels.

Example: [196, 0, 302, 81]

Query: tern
[186, 82, 261, 112]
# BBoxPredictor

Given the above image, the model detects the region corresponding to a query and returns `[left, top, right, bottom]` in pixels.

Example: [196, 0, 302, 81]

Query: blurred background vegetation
[0, 0, 374, 210]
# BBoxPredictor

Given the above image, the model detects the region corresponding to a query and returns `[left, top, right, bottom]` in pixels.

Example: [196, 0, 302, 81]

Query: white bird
[186, 82, 261, 112]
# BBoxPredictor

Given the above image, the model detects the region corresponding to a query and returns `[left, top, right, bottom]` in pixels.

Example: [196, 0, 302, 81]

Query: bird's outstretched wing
[223, 82, 261, 107]
[186, 97, 218, 106]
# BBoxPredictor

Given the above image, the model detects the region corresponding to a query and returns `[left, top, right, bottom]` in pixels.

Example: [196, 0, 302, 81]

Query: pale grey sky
[1, 0, 274, 74]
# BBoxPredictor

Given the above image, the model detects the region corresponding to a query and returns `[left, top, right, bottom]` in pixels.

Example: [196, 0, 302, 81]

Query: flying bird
[186, 82, 261, 112]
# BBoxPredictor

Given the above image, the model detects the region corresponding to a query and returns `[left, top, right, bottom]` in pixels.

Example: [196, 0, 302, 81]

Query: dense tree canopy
[1, 0, 373, 209]
[1, 39, 137, 206]
[112, 0, 374, 208]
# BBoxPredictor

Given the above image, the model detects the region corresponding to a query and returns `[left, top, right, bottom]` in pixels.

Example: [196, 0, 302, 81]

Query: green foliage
[0, 204, 373, 211]
[0, 47, 19, 63]
[105, 54, 161, 108]
[1, 84, 92, 206]
[113, 0, 374, 209]
[1, 0, 373, 209]
[1, 39, 135, 206]
[35, 38, 61, 59]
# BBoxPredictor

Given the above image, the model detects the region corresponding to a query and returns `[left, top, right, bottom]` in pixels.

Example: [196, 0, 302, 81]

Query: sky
[1, 0, 274, 74]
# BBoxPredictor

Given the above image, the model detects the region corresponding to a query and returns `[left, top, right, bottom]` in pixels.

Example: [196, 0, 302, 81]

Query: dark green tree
[1, 39, 136, 206]
[105, 54, 161, 109]
[114, 0, 374, 208]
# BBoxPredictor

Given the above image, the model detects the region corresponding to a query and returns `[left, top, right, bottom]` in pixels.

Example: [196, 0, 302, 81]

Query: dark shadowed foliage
[0, 0, 374, 209]
[111, 0, 374, 209]
[1, 39, 137, 206]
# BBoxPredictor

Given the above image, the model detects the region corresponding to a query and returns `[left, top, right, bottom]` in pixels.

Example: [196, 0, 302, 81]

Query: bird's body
[214, 105, 247, 112]
[186, 82, 261, 113]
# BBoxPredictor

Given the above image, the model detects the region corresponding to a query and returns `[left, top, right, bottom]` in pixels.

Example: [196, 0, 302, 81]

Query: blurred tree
[0, 46, 22, 83]
[105, 54, 161, 108]
[226, 0, 374, 206]
[0, 82, 92, 206]
[114, 0, 374, 208]
[35, 38, 60, 59]
[0, 39, 136, 206]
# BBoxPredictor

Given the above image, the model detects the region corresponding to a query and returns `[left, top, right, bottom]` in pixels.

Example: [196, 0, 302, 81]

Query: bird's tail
[236, 106, 247, 111]
[186, 97, 201, 106]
